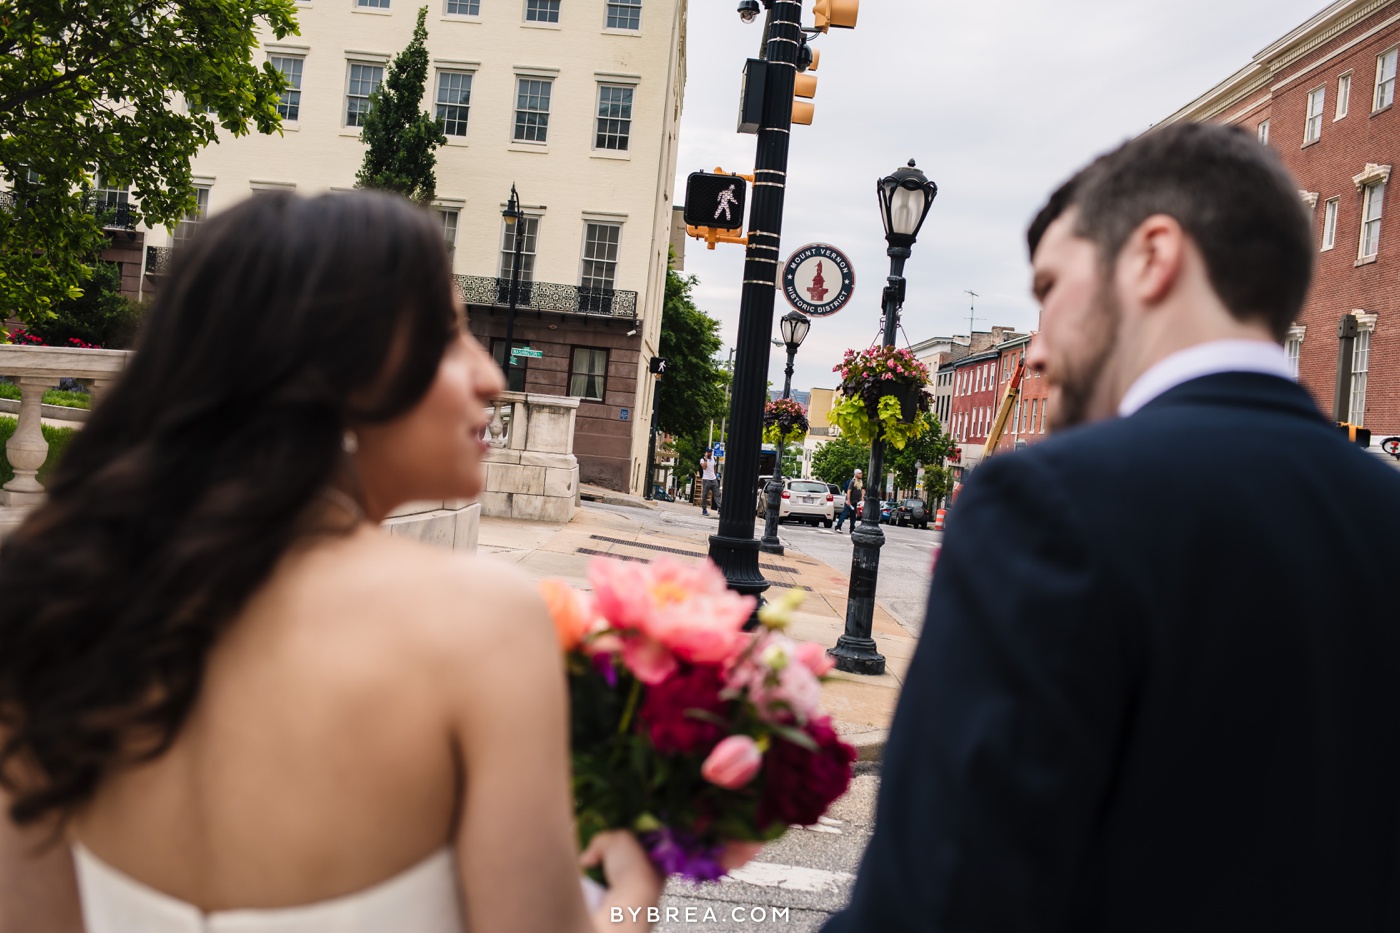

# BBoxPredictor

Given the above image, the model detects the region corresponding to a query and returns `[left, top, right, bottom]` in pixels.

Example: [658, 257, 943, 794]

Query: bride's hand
[580, 830, 663, 923]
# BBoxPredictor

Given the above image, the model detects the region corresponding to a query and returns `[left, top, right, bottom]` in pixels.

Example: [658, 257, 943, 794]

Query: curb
[579, 491, 656, 510]
[842, 729, 888, 763]
[0, 397, 90, 423]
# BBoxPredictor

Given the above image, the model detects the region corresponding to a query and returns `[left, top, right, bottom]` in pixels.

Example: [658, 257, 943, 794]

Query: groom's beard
[1046, 279, 1121, 432]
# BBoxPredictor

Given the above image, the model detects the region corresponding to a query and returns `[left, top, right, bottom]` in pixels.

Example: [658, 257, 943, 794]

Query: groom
[824, 123, 1400, 931]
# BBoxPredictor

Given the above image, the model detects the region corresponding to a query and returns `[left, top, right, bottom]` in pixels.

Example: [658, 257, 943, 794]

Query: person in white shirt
[699, 452, 720, 516]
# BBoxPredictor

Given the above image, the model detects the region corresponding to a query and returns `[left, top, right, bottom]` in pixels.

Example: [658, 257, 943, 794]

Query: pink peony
[793, 641, 836, 677]
[701, 735, 763, 789]
[725, 632, 824, 725]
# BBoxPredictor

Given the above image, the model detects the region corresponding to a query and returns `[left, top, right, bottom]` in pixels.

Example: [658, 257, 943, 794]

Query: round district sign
[782, 243, 855, 317]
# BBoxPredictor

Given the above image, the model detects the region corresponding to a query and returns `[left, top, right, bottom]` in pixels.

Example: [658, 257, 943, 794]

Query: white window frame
[443, 0, 480, 15]
[1323, 197, 1339, 250]
[437, 207, 459, 263]
[1258, 119, 1270, 144]
[1360, 180, 1385, 260]
[499, 213, 541, 283]
[1304, 85, 1325, 144]
[355, 0, 391, 8]
[604, 0, 642, 31]
[1336, 72, 1352, 120]
[344, 61, 385, 128]
[269, 53, 304, 123]
[434, 70, 473, 138]
[172, 185, 210, 248]
[1375, 47, 1398, 112]
[1349, 322, 1372, 424]
[579, 221, 622, 292]
[594, 83, 634, 151]
[524, 0, 560, 23]
[513, 76, 553, 144]
[92, 172, 130, 226]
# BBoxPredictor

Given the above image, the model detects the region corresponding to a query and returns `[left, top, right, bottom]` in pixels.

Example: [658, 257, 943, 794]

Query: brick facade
[1163, 0, 1400, 442]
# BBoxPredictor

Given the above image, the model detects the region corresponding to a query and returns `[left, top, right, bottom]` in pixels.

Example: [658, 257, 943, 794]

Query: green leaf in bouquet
[632, 812, 664, 833]
[769, 723, 820, 753]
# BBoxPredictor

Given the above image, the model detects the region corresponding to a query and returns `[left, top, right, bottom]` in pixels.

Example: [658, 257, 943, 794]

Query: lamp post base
[828, 635, 886, 676]
[709, 531, 771, 631]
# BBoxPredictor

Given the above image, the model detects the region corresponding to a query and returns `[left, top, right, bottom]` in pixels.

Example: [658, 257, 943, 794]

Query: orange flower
[539, 579, 596, 651]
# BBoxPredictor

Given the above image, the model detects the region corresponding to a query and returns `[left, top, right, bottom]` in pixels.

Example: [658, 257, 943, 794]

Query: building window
[491, 339, 528, 393]
[595, 85, 634, 151]
[525, 0, 560, 22]
[605, 0, 641, 29]
[445, 0, 479, 13]
[435, 71, 472, 137]
[513, 78, 552, 143]
[93, 173, 130, 226]
[1337, 73, 1352, 119]
[438, 208, 459, 262]
[569, 347, 608, 400]
[1360, 181, 1385, 259]
[1323, 197, 1339, 250]
[173, 186, 210, 248]
[356, 0, 390, 8]
[1376, 48, 1397, 111]
[269, 55, 303, 121]
[1285, 334, 1301, 377]
[1349, 327, 1370, 424]
[498, 215, 539, 282]
[580, 222, 621, 292]
[345, 63, 384, 127]
[1304, 86, 1325, 143]
[1258, 119, 1270, 144]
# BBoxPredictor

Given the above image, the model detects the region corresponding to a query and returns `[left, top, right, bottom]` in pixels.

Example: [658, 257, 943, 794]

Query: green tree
[29, 261, 143, 349]
[656, 262, 727, 478]
[811, 435, 870, 486]
[354, 7, 446, 205]
[0, 0, 299, 324]
[887, 412, 955, 500]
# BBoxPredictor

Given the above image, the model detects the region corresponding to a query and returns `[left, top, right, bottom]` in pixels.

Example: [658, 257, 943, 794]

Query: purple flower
[642, 827, 727, 883]
[591, 651, 619, 688]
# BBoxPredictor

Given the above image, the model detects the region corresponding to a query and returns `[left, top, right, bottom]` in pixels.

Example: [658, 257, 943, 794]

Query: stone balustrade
[0, 346, 130, 527]
[481, 391, 580, 523]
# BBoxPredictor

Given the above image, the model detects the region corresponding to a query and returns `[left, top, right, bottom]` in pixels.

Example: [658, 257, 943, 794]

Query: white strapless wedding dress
[72, 843, 465, 933]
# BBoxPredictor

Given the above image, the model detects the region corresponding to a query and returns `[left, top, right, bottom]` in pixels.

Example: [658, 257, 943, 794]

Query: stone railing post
[3, 378, 51, 505]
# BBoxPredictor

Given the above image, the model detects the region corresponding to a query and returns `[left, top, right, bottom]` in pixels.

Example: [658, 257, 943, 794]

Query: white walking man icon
[714, 184, 738, 222]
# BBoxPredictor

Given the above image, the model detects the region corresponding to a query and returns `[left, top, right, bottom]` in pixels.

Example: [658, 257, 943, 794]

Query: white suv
[776, 478, 835, 527]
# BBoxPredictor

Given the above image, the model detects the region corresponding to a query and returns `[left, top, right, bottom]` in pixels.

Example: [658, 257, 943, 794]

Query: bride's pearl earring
[342, 430, 359, 455]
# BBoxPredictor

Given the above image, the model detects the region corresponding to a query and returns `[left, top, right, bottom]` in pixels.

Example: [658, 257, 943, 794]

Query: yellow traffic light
[792, 72, 817, 125]
[812, 0, 858, 32]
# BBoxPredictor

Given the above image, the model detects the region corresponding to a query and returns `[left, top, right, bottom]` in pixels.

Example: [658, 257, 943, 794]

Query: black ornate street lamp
[760, 311, 811, 556]
[830, 159, 937, 676]
[501, 184, 524, 387]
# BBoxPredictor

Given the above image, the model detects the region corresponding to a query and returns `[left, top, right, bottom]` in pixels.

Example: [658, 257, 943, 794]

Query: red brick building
[993, 334, 1051, 453]
[1163, 0, 1400, 444]
[947, 348, 1002, 479]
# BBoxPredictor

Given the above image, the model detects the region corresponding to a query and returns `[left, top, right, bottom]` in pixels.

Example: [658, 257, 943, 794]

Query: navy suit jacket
[824, 373, 1400, 932]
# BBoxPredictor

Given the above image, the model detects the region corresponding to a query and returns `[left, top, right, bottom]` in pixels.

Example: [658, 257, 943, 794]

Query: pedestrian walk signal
[684, 172, 747, 232]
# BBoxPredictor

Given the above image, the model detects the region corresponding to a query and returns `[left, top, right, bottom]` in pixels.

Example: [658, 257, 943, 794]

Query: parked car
[828, 483, 846, 514]
[756, 478, 834, 526]
[879, 499, 897, 524]
[894, 497, 928, 529]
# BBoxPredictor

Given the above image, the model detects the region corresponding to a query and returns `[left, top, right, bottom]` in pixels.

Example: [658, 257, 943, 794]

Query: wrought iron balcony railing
[145, 245, 173, 276]
[453, 274, 638, 320]
[93, 201, 136, 230]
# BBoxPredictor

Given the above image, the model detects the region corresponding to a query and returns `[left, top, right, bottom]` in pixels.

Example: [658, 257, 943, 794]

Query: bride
[0, 191, 662, 931]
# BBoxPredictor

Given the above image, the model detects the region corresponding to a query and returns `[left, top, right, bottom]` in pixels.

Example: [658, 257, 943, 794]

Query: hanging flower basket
[763, 397, 809, 445]
[829, 346, 932, 449]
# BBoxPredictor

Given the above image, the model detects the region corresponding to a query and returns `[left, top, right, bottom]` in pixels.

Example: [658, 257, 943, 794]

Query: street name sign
[510, 347, 543, 359]
[782, 243, 855, 317]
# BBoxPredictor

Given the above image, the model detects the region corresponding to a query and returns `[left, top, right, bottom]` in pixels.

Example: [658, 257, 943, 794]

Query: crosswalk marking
[723, 861, 855, 893]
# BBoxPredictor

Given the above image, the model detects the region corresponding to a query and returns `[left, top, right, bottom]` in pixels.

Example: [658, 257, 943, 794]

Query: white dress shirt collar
[1118, 339, 1293, 417]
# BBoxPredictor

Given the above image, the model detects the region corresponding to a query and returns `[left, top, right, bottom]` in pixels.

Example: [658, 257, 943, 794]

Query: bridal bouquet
[540, 558, 855, 883]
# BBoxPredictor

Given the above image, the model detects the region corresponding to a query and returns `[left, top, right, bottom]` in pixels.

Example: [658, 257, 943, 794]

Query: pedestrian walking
[826, 123, 1400, 932]
[832, 469, 863, 532]
[699, 451, 720, 516]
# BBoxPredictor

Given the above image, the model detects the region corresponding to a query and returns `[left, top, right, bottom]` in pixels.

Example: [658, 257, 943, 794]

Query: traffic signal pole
[708, 0, 803, 613]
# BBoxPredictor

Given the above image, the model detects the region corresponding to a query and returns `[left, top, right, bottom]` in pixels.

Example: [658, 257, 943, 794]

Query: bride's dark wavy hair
[0, 191, 456, 825]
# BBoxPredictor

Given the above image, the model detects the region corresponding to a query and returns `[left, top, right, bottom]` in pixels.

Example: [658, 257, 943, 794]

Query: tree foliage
[28, 261, 143, 348]
[810, 435, 870, 486]
[354, 7, 446, 204]
[887, 413, 955, 500]
[0, 0, 299, 323]
[657, 263, 727, 452]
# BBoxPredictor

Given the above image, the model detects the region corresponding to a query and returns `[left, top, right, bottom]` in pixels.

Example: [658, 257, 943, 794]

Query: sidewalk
[477, 502, 917, 761]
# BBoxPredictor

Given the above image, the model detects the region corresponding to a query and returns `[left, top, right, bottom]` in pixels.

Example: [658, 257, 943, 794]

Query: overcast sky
[671, 0, 1328, 395]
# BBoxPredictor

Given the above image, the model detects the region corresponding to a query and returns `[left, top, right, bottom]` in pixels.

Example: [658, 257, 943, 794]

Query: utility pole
[707, 1, 803, 611]
[964, 289, 982, 337]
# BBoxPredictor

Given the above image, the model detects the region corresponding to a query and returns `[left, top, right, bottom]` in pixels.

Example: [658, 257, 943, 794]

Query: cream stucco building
[139, 0, 688, 493]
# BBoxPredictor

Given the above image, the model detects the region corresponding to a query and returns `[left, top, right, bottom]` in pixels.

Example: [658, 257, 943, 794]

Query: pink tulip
[702, 735, 763, 789]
